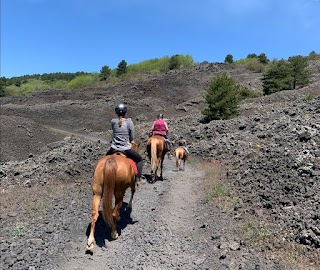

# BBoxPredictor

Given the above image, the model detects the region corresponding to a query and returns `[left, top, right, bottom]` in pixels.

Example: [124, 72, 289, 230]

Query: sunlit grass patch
[272, 243, 320, 270]
[241, 218, 272, 245]
[11, 222, 25, 237]
[190, 158, 234, 208]
[305, 93, 315, 101]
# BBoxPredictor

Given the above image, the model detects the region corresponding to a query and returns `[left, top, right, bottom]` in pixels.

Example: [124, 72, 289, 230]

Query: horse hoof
[86, 243, 94, 253]
[112, 232, 119, 240]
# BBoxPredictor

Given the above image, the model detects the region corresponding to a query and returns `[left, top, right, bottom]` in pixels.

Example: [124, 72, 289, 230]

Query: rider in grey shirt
[110, 117, 134, 151]
[106, 103, 144, 183]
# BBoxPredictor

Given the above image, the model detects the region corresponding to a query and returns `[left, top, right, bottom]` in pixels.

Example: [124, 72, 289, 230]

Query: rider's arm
[164, 122, 169, 132]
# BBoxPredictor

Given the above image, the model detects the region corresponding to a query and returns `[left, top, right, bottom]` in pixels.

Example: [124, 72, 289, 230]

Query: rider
[106, 103, 145, 184]
[151, 113, 172, 158]
[178, 139, 190, 157]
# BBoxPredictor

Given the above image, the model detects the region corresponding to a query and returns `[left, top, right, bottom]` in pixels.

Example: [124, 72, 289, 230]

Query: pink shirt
[152, 119, 167, 135]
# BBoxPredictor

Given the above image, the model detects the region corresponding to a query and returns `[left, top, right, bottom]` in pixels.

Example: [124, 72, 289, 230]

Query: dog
[175, 139, 189, 172]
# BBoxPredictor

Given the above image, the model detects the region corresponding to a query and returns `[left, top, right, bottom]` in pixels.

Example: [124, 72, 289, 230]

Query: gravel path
[0, 130, 279, 270]
[50, 158, 279, 270]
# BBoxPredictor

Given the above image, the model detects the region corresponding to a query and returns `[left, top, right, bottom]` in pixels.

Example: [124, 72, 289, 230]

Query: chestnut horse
[146, 135, 169, 183]
[86, 140, 140, 253]
[175, 139, 188, 172]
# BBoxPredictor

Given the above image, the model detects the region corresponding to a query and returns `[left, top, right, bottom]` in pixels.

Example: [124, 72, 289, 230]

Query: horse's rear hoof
[111, 231, 119, 240]
[86, 243, 94, 254]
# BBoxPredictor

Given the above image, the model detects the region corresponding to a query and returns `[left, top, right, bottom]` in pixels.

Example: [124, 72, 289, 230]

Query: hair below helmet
[115, 103, 127, 116]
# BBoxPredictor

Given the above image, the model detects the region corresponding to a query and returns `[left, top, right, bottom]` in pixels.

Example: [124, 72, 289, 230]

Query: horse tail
[102, 157, 117, 228]
[151, 139, 158, 173]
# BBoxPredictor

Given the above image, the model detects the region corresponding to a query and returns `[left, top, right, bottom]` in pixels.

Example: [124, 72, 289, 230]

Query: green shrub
[169, 54, 195, 70]
[48, 80, 68, 89]
[67, 74, 99, 90]
[239, 88, 262, 100]
[305, 93, 315, 101]
[235, 58, 265, 72]
[246, 59, 265, 73]
[127, 57, 170, 73]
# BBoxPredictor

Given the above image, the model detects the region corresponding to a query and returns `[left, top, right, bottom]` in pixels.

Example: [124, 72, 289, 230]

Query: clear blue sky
[1, 0, 319, 78]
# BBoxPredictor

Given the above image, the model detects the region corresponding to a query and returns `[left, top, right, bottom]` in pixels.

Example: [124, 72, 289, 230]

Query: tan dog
[175, 139, 189, 172]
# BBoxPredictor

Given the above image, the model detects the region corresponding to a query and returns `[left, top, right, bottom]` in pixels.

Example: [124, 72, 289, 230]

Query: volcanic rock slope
[0, 61, 319, 269]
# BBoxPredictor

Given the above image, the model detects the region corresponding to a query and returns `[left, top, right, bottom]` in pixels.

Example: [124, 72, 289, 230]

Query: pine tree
[202, 74, 241, 121]
[224, 54, 234, 64]
[99, 65, 111, 80]
[116, 60, 127, 77]
[288, 55, 310, 89]
[258, 53, 269, 64]
[262, 60, 293, 95]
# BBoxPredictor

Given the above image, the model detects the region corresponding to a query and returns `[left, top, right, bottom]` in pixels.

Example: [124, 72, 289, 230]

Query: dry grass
[190, 157, 320, 269]
[0, 180, 85, 220]
[270, 243, 320, 270]
[2, 182, 59, 212]
[190, 158, 237, 210]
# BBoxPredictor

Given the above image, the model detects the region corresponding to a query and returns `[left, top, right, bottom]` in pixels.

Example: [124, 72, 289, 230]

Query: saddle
[111, 152, 138, 175]
[127, 159, 138, 175]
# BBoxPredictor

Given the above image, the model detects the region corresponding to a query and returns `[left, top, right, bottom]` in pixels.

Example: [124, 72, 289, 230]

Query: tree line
[0, 54, 195, 96]
[202, 51, 319, 121]
[0, 51, 318, 99]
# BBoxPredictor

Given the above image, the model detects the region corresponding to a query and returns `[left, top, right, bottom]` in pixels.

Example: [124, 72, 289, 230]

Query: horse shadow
[85, 202, 138, 249]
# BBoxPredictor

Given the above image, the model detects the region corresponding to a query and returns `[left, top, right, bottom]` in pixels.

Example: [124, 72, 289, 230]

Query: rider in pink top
[151, 114, 172, 158]
[152, 116, 168, 136]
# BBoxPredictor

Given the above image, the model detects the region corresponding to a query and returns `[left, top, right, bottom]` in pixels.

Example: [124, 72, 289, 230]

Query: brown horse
[175, 139, 188, 172]
[146, 135, 169, 183]
[86, 140, 140, 253]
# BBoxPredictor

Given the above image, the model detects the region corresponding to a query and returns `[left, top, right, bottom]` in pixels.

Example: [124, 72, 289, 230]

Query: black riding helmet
[157, 113, 164, 119]
[115, 103, 127, 116]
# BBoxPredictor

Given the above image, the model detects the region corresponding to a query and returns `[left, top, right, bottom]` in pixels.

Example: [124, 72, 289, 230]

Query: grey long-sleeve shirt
[110, 118, 134, 151]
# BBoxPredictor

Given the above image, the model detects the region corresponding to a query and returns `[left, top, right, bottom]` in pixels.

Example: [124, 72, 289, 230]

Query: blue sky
[1, 0, 319, 78]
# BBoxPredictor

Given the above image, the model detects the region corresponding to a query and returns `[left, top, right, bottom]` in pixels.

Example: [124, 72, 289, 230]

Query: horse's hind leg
[176, 158, 179, 172]
[87, 193, 101, 252]
[111, 197, 123, 239]
[160, 158, 164, 179]
[125, 183, 136, 214]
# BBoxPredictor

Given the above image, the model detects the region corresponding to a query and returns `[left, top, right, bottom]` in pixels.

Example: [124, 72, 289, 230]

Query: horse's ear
[131, 139, 141, 149]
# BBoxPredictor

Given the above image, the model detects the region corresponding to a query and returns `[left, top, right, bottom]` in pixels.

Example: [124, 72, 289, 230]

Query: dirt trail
[46, 126, 110, 144]
[53, 157, 278, 270]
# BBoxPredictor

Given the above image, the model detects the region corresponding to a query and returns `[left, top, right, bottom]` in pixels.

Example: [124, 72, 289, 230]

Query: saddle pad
[128, 158, 138, 175]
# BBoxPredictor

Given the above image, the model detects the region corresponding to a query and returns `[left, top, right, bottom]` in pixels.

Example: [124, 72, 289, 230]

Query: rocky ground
[0, 61, 319, 269]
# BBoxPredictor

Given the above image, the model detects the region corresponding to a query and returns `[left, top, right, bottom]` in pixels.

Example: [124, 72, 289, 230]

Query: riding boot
[136, 176, 146, 185]
[136, 161, 146, 185]
[167, 141, 172, 159]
